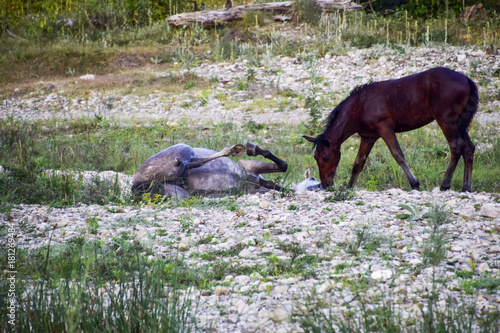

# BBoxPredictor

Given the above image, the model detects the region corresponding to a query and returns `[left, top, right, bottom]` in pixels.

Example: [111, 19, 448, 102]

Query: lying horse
[304, 67, 478, 192]
[132, 142, 289, 199]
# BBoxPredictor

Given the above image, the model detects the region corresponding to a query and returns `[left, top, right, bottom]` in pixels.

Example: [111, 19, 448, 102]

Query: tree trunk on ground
[166, 0, 363, 27]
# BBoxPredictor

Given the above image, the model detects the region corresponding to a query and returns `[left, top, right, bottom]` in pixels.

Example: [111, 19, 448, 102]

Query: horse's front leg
[348, 136, 378, 188]
[184, 144, 246, 170]
[380, 130, 420, 190]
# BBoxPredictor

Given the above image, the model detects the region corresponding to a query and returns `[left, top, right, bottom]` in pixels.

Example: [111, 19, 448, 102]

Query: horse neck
[324, 102, 356, 146]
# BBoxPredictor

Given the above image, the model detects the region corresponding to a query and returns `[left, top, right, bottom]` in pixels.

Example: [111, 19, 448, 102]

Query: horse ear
[302, 135, 316, 143]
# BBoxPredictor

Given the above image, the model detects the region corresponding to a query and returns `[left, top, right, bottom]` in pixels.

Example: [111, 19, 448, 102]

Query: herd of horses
[132, 67, 478, 199]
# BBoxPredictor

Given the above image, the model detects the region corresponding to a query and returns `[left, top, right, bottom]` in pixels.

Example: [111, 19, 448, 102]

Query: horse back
[357, 67, 471, 134]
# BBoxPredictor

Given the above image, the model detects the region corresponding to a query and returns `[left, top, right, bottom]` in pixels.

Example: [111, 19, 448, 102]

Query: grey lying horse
[132, 142, 290, 199]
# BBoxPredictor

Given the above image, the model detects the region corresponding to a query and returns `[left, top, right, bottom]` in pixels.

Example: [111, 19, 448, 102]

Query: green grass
[0, 235, 197, 332]
[1, 116, 499, 210]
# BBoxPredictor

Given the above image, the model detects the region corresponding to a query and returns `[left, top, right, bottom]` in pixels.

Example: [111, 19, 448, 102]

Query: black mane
[320, 82, 372, 136]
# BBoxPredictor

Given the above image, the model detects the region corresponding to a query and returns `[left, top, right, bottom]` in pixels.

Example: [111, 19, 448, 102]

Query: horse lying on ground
[132, 142, 295, 199]
[304, 67, 478, 192]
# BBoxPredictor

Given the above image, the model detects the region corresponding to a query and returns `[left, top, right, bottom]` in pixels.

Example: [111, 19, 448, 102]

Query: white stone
[378, 56, 388, 64]
[479, 204, 499, 218]
[236, 299, 249, 314]
[259, 201, 271, 210]
[258, 282, 273, 292]
[238, 248, 255, 258]
[79, 74, 96, 80]
[371, 269, 393, 281]
[270, 307, 290, 322]
[233, 275, 251, 284]
[477, 263, 491, 273]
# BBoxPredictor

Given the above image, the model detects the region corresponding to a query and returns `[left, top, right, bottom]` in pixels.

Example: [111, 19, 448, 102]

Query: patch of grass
[299, 292, 499, 333]
[0, 115, 499, 201]
[0, 235, 197, 332]
[341, 224, 385, 257]
[86, 216, 99, 234]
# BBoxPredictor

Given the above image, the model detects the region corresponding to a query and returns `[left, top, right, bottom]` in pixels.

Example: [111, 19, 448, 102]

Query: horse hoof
[229, 144, 246, 157]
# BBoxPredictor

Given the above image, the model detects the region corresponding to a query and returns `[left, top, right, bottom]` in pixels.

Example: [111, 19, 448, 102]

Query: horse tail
[457, 77, 479, 134]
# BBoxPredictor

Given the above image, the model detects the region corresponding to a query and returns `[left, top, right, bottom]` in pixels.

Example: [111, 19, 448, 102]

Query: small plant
[395, 203, 422, 221]
[365, 175, 378, 191]
[423, 203, 453, 231]
[86, 216, 99, 234]
[342, 224, 384, 256]
[325, 185, 355, 202]
[197, 235, 215, 245]
[302, 59, 324, 133]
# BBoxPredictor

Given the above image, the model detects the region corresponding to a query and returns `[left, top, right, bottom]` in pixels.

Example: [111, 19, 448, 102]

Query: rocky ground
[6, 188, 500, 331]
[1, 40, 500, 331]
[1, 43, 500, 127]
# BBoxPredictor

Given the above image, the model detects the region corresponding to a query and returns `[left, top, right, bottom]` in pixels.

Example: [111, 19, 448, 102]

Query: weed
[342, 224, 384, 256]
[396, 203, 423, 221]
[85, 216, 99, 235]
[324, 185, 355, 202]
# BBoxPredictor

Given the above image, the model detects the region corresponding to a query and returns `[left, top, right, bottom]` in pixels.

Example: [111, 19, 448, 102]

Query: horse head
[303, 135, 340, 189]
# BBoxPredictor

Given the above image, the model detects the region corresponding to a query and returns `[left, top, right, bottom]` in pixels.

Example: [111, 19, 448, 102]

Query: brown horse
[304, 67, 478, 192]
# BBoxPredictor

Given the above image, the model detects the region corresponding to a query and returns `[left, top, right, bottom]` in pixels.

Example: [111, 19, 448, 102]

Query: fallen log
[166, 0, 363, 27]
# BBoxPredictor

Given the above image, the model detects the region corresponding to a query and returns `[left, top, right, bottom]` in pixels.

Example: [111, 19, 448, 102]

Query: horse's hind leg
[461, 131, 475, 192]
[244, 173, 285, 192]
[380, 130, 420, 190]
[245, 142, 288, 173]
[238, 160, 284, 175]
[437, 124, 466, 191]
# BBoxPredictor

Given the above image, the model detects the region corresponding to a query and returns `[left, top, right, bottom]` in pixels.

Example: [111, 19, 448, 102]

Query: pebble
[479, 204, 500, 219]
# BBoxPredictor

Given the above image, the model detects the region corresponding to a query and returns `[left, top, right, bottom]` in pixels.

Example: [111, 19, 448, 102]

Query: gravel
[2, 44, 500, 127]
[4, 188, 500, 331]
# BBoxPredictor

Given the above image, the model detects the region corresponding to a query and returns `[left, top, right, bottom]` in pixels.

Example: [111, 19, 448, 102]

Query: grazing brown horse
[304, 67, 478, 192]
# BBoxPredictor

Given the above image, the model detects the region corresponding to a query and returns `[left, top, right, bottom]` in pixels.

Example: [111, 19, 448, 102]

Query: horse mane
[320, 82, 372, 138]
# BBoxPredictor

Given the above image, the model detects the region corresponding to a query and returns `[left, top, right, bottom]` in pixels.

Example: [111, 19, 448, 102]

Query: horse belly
[393, 108, 435, 132]
[184, 156, 245, 196]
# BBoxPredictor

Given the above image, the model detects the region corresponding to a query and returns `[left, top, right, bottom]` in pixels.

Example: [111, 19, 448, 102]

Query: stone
[479, 204, 499, 218]
[260, 201, 271, 210]
[270, 307, 290, 322]
[258, 282, 273, 292]
[214, 286, 231, 296]
[371, 269, 393, 281]
[477, 263, 491, 273]
[236, 299, 250, 314]
[239, 248, 255, 258]
[490, 245, 500, 253]
[79, 74, 96, 80]
[233, 275, 251, 285]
